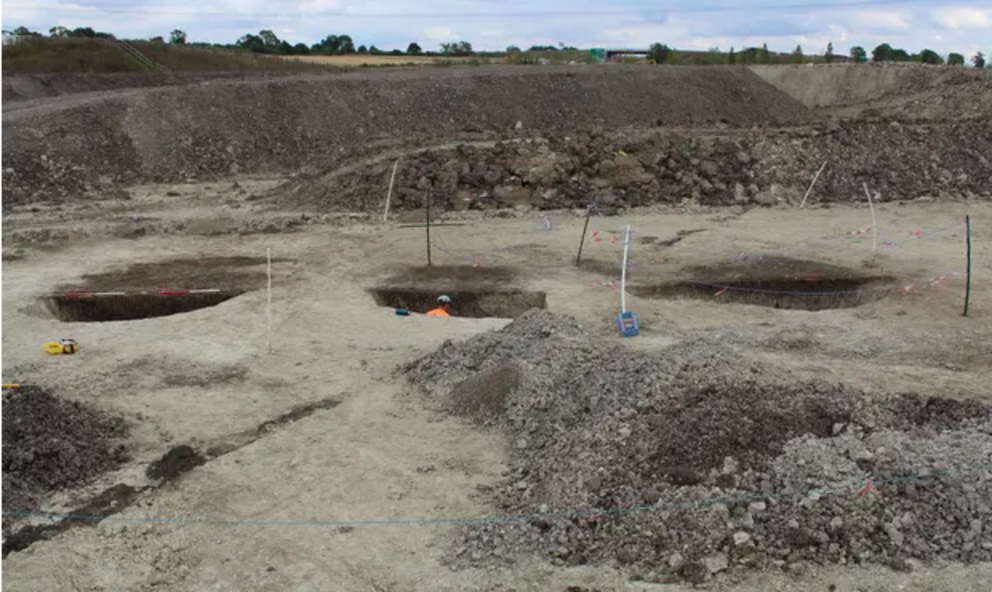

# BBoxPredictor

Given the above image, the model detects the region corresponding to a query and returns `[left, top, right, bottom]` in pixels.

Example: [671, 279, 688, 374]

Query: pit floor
[2, 185, 991, 591]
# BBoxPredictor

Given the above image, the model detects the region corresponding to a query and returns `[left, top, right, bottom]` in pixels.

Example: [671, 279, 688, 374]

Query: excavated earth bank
[407, 311, 992, 584]
[3, 67, 810, 207]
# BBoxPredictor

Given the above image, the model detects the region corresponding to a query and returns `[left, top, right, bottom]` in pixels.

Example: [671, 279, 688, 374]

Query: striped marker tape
[55, 289, 223, 298]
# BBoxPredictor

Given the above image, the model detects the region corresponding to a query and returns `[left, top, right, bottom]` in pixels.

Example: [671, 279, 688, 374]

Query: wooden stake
[964, 215, 972, 317]
[266, 248, 273, 354]
[426, 193, 432, 267]
[383, 160, 398, 222]
[799, 161, 827, 208]
[575, 207, 592, 266]
[863, 182, 877, 252]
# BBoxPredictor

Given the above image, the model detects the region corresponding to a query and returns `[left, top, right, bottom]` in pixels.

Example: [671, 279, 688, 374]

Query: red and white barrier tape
[57, 289, 223, 298]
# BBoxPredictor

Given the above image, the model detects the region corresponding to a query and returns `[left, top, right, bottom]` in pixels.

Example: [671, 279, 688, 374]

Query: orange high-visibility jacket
[426, 308, 451, 317]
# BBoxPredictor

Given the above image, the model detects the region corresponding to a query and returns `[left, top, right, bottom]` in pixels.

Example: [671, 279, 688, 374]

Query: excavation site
[3, 57, 991, 592]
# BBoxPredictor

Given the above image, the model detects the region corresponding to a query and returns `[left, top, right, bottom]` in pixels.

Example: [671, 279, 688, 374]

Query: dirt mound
[449, 364, 524, 422]
[2, 67, 810, 206]
[274, 119, 992, 213]
[407, 312, 992, 581]
[2, 387, 129, 513]
[146, 445, 205, 481]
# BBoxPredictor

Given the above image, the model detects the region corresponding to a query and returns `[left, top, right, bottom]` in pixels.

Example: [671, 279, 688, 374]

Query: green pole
[964, 215, 971, 317]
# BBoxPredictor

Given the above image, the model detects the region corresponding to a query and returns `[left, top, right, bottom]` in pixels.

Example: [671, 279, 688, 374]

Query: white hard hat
[437, 294, 452, 304]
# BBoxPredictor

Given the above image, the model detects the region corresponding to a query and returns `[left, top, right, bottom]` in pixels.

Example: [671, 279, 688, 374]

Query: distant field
[283, 54, 504, 66]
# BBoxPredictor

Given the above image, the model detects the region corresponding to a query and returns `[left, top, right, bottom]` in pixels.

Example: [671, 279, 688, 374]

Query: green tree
[169, 29, 187, 44]
[850, 46, 867, 63]
[236, 34, 265, 53]
[891, 48, 911, 62]
[259, 29, 280, 48]
[759, 43, 770, 64]
[293, 43, 310, 55]
[13, 26, 41, 37]
[357, 45, 368, 53]
[872, 43, 892, 62]
[49, 25, 70, 38]
[791, 45, 804, 64]
[440, 41, 473, 56]
[406, 42, 422, 55]
[506, 45, 521, 53]
[948, 53, 965, 66]
[369, 45, 380, 54]
[648, 42, 671, 65]
[919, 49, 943, 65]
[825, 41, 834, 63]
[971, 52, 985, 68]
[312, 34, 355, 55]
[728, 47, 736, 64]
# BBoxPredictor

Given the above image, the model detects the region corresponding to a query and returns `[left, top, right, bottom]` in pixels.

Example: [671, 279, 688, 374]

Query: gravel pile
[276, 119, 992, 213]
[2, 387, 129, 514]
[406, 311, 992, 583]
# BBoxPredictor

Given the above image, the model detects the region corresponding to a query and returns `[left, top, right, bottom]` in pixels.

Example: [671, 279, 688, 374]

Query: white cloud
[424, 26, 455, 41]
[932, 8, 991, 30]
[855, 11, 911, 31]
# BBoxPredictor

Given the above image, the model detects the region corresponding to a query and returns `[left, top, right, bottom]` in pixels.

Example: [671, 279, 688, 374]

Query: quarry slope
[751, 63, 992, 119]
[2, 67, 810, 206]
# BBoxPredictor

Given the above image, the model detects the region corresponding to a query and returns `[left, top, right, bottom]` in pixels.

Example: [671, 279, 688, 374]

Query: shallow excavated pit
[371, 287, 547, 318]
[39, 256, 284, 322]
[630, 258, 897, 311]
[370, 265, 546, 318]
[44, 291, 245, 322]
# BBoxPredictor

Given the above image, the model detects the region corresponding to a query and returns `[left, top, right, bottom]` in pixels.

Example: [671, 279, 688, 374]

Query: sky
[2, 1, 990, 59]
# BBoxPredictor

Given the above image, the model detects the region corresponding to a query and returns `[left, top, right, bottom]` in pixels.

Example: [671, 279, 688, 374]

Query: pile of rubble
[277, 119, 992, 214]
[2, 387, 128, 514]
[406, 311, 992, 583]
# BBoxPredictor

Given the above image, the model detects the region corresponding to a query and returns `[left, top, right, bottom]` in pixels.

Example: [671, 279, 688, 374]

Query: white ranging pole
[266, 247, 273, 354]
[383, 160, 399, 222]
[799, 161, 828, 209]
[620, 224, 632, 313]
[863, 182, 878, 252]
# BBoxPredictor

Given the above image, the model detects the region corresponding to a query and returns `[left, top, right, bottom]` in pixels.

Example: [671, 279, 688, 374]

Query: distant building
[2, 30, 18, 46]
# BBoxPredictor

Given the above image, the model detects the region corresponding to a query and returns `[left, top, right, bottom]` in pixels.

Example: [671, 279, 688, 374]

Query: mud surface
[2, 387, 128, 514]
[408, 311, 992, 582]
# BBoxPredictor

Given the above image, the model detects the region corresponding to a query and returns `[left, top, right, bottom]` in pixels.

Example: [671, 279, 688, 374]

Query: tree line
[646, 40, 986, 68]
[7, 25, 989, 68]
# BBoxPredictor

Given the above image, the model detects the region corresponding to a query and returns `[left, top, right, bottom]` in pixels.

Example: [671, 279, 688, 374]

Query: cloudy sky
[3, 1, 990, 59]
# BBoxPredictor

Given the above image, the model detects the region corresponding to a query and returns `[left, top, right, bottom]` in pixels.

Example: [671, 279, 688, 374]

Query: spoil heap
[2, 387, 128, 515]
[277, 119, 992, 214]
[407, 311, 992, 583]
[2, 67, 810, 206]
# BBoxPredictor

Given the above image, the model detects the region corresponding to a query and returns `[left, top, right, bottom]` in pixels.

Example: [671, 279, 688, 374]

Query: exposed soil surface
[3, 63, 991, 592]
[629, 258, 897, 310]
[57, 256, 283, 292]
